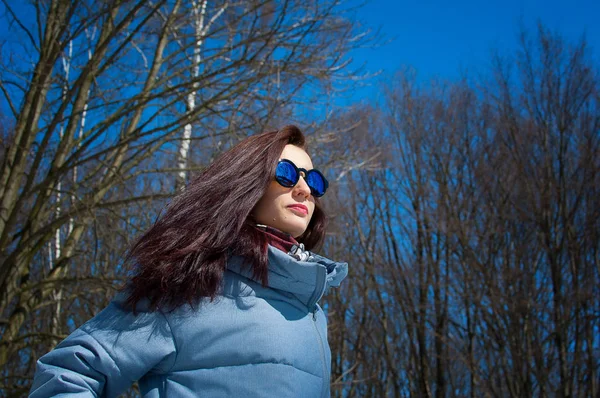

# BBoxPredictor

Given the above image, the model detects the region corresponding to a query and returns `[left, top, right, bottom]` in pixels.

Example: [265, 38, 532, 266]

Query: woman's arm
[29, 300, 177, 397]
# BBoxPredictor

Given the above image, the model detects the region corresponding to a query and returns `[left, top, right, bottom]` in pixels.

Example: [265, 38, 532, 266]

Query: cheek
[308, 203, 316, 219]
[254, 188, 284, 219]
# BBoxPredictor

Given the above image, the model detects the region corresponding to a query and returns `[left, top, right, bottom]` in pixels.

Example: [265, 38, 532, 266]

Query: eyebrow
[280, 159, 315, 171]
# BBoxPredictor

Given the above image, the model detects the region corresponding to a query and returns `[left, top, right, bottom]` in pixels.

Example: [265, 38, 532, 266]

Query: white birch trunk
[50, 40, 73, 343]
[50, 27, 94, 343]
[176, 0, 207, 188]
[177, 1, 226, 189]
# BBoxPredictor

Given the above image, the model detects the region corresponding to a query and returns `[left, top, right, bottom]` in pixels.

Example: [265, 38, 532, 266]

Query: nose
[293, 175, 311, 198]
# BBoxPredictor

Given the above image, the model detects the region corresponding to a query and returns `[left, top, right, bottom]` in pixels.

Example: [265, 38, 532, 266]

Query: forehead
[280, 144, 313, 169]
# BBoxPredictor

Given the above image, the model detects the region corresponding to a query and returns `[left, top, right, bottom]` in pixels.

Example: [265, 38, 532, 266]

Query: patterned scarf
[255, 224, 312, 261]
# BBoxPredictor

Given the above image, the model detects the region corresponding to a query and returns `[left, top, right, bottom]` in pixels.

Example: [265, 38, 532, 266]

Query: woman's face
[253, 144, 316, 238]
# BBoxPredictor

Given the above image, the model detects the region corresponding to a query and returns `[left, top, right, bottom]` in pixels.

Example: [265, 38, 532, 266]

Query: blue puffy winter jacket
[29, 246, 348, 397]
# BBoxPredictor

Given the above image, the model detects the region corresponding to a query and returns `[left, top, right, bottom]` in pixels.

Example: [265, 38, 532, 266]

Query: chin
[283, 224, 307, 239]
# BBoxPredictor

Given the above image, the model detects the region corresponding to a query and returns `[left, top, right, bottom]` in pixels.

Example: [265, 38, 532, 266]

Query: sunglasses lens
[306, 171, 327, 197]
[275, 161, 298, 187]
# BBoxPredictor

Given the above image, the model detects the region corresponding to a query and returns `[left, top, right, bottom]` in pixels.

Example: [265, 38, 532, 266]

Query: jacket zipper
[308, 265, 328, 397]
[311, 305, 328, 398]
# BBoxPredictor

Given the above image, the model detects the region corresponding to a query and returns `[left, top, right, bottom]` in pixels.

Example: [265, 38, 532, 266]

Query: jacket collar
[226, 245, 348, 308]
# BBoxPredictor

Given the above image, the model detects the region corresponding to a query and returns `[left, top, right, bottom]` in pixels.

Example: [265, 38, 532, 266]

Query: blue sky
[348, 0, 600, 101]
[2, 1, 597, 119]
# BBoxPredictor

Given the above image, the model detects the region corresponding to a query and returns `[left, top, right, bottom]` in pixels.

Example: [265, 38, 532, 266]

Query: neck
[255, 224, 299, 253]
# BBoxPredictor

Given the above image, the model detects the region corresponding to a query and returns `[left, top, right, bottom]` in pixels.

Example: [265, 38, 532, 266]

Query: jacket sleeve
[29, 300, 177, 397]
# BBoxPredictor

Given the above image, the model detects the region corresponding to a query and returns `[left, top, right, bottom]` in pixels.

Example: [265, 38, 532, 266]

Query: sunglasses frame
[275, 159, 329, 197]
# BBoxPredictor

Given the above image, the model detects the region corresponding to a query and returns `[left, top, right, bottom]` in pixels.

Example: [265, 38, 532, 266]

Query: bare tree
[325, 26, 599, 397]
[0, 0, 371, 392]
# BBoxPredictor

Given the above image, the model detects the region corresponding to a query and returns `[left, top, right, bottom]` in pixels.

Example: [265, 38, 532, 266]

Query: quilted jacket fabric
[29, 246, 348, 397]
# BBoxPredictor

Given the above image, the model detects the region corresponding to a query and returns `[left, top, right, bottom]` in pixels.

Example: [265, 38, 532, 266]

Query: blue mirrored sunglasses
[275, 159, 329, 197]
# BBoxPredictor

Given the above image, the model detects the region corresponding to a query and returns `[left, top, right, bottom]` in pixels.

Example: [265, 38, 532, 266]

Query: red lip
[287, 204, 308, 215]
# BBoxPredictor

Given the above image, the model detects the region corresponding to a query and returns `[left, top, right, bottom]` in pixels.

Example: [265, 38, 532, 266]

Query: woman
[29, 125, 348, 397]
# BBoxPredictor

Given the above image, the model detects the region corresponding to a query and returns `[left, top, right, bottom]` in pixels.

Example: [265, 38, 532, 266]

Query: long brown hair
[124, 125, 327, 311]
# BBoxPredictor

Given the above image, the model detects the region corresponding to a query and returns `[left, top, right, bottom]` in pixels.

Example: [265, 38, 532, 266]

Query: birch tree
[0, 0, 370, 391]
